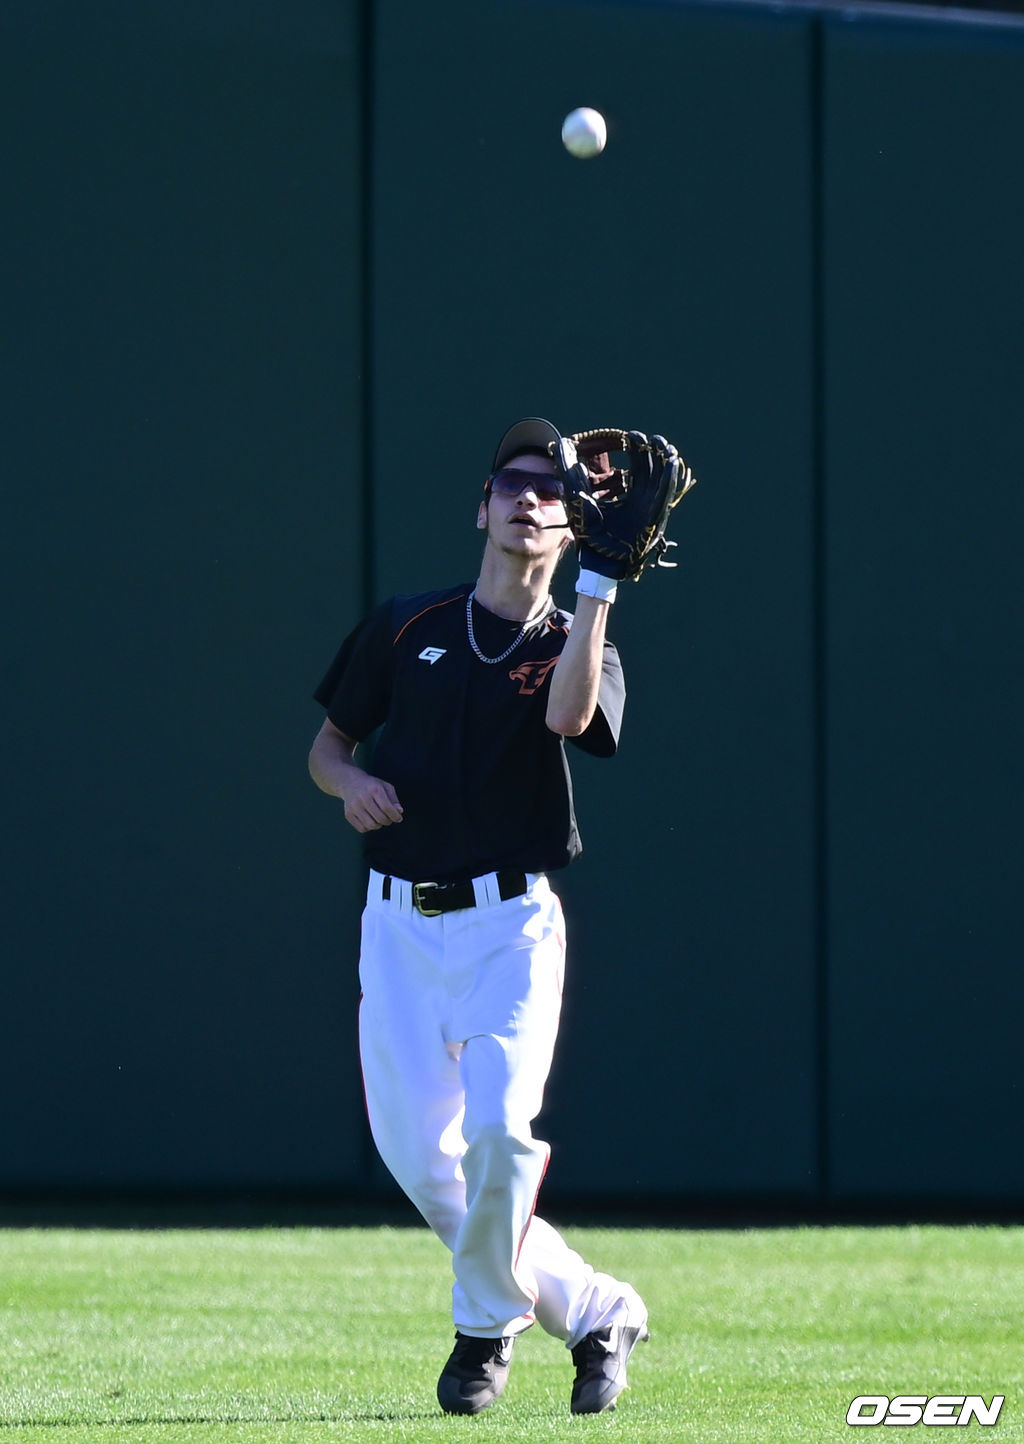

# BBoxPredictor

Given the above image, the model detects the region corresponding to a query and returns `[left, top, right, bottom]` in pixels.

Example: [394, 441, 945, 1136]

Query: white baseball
[561, 107, 607, 160]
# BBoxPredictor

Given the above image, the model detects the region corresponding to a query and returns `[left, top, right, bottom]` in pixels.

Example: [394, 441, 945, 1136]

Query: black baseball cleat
[570, 1314, 650, 1415]
[437, 1331, 515, 1415]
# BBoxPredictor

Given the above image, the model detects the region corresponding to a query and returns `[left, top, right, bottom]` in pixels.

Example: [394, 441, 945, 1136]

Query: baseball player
[309, 418, 692, 1415]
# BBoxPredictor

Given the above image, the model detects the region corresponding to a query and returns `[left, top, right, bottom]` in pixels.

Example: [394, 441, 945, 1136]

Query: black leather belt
[382, 871, 529, 917]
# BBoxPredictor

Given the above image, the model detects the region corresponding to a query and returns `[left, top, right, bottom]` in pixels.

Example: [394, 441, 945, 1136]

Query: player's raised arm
[546, 428, 696, 740]
[545, 594, 610, 737]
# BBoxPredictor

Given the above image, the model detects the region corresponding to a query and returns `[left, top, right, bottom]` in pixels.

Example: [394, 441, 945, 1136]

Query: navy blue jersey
[314, 583, 625, 882]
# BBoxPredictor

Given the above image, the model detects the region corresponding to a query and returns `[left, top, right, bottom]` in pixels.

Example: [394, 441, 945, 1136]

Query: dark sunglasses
[487, 468, 565, 504]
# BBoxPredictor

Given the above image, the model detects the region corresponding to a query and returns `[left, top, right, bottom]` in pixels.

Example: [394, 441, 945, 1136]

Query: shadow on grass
[2, 1189, 1023, 1231]
[0, 1410, 443, 1429]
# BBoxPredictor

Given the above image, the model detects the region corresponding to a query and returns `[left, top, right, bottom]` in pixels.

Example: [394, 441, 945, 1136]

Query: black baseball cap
[491, 417, 563, 472]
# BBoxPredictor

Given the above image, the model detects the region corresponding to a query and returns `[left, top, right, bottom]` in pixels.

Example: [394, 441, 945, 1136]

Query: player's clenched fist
[341, 775, 404, 834]
[307, 718, 403, 831]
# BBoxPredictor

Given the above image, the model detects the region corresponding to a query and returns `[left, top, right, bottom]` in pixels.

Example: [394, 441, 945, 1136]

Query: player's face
[477, 452, 569, 558]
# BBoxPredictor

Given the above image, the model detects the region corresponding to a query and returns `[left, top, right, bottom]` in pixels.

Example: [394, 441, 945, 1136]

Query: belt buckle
[412, 881, 442, 917]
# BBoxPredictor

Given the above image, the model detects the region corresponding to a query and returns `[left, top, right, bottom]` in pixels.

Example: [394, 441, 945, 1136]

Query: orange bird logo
[508, 658, 559, 695]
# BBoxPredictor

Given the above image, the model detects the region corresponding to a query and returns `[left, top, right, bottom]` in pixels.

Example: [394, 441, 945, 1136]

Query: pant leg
[357, 902, 467, 1248]
[450, 1033, 551, 1336]
[525, 1217, 648, 1348]
[450, 990, 644, 1345]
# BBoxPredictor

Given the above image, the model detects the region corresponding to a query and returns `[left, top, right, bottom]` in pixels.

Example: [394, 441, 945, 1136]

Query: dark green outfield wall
[1, 1, 369, 1192]
[823, 18, 1024, 1203]
[2, 0, 1022, 1211]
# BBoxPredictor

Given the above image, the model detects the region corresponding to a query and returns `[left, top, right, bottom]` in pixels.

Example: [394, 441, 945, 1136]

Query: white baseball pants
[357, 869, 644, 1344]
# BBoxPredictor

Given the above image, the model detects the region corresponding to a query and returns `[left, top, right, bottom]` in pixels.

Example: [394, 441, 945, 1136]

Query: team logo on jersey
[418, 646, 447, 665]
[508, 657, 559, 695]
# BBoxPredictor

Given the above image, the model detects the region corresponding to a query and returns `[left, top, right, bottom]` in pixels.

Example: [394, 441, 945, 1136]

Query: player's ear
[476, 500, 488, 529]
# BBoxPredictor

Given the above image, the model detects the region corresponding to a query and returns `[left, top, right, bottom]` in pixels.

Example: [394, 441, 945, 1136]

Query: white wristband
[575, 567, 618, 604]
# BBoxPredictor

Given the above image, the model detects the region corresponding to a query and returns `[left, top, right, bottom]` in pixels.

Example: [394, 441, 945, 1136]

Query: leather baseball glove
[552, 428, 697, 581]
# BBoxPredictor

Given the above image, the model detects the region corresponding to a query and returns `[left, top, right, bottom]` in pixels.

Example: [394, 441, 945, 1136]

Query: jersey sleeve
[566, 638, 625, 758]
[313, 598, 394, 741]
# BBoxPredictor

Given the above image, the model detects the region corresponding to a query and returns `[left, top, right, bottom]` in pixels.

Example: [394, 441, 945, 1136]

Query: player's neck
[473, 554, 556, 622]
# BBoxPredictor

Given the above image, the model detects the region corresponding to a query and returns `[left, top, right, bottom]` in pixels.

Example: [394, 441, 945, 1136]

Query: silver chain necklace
[465, 587, 550, 665]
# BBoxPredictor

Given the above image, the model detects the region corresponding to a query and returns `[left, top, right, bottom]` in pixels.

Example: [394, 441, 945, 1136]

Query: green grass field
[1, 1223, 1020, 1443]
